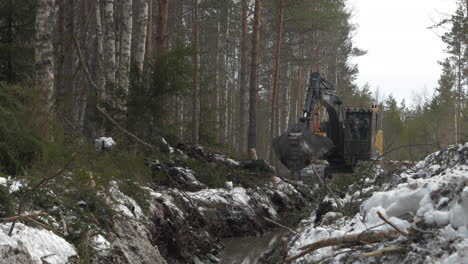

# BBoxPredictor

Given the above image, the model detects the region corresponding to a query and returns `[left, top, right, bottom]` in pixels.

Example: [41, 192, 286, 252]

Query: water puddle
[221, 232, 285, 264]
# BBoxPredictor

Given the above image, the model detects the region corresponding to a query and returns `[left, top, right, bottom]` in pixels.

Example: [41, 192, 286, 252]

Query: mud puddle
[221, 231, 285, 264]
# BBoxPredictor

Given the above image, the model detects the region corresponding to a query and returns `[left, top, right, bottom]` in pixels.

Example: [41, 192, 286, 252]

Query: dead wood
[362, 245, 402, 257]
[264, 217, 299, 236]
[0, 212, 48, 223]
[377, 211, 409, 237]
[285, 231, 400, 263]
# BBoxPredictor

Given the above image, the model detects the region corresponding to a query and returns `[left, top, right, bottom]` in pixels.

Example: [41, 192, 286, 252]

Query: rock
[320, 211, 344, 226]
[167, 167, 206, 191]
[314, 201, 333, 226]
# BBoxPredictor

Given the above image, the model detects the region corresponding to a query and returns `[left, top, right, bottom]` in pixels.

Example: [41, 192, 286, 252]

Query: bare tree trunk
[133, 0, 148, 72]
[248, 0, 262, 159]
[95, 0, 105, 101]
[175, 0, 184, 139]
[223, 7, 231, 146]
[76, 0, 89, 132]
[269, 0, 285, 161]
[103, 0, 116, 93]
[35, 0, 56, 110]
[280, 61, 291, 133]
[156, 0, 169, 55]
[191, 0, 200, 145]
[144, 0, 153, 68]
[118, 0, 132, 94]
[238, 0, 249, 157]
[214, 9, 221, 145]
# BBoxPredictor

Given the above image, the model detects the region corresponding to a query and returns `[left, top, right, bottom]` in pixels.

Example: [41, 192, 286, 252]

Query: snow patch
[95, 137, 116, 151]
[0, 223, 76, 264]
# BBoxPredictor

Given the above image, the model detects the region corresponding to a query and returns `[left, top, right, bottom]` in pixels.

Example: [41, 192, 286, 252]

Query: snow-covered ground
[0, 223, 77, 264]
[289, 143, 468, 263]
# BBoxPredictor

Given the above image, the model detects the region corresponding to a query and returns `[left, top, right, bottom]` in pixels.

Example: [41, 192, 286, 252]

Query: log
[285, 231, 400, 263]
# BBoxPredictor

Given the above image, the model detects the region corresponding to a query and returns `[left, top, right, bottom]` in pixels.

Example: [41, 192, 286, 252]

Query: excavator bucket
[272, 127, 335, 172]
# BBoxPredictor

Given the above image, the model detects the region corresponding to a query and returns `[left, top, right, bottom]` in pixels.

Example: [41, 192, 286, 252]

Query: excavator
[272, 72, 383, 180]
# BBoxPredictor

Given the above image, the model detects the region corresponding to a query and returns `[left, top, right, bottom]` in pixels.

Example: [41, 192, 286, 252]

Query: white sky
[348, 0, 457, 105]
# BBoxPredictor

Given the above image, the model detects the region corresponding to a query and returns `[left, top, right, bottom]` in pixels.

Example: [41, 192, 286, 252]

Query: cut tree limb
[96, 105, 156, 150]
[263, 217, 299, 236]
[285, 231, 400, 263]
[377, 211, 409, 237]
[362, 245, 402, 257]
[0, 212, 48, 223]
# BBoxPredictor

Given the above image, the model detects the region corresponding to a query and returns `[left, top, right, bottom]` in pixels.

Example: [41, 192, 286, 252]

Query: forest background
[0, 0, 467, 175]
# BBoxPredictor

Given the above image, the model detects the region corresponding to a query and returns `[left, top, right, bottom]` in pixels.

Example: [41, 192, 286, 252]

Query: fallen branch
[362, 245, 402, 257]
[96, 105, 156, 150]
[285, 231, 400, 263]
[0, 212, 48, 223]
[264, 217, 299, 236]
[377, 211, 409, 237]
[26, 218, 64, 237]
[311, 165, 343, 210]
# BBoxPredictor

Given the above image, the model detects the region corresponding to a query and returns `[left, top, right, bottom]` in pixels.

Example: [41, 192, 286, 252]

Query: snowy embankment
[289, 143, 468, 263]
[0, 177, 78, 264]
[0, 141, 313, 264]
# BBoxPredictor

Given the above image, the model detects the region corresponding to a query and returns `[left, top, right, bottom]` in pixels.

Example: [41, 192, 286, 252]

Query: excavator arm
[272, 72, 345, 175]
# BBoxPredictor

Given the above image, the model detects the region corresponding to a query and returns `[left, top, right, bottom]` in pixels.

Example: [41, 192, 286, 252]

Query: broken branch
[362, 245, 402, 257]
[263, 217, 299, 236]
[377, 211, 409, 237]
[0, 212, 48, 223]
[285, 231, 400, 263]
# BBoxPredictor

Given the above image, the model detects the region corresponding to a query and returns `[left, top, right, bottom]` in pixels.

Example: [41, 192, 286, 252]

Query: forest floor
[0, 141, 467, 264]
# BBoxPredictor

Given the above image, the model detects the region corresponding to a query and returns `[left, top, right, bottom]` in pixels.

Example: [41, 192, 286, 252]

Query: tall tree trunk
[174, 0, 184, 139]
[103, 0, 116, 95]
[238, 0, 249, 157]
[35, 0, 56, 110]
[118, 0, 132, 95]
[143, 0, 153, 73]
[76, 0, 89, 132]
[269, 0, 285, 161]
[191, 0, 200, 145]
[248, 0, 262, 159]
[156, 0, 169, 55]
[281, 61, 291, 133]
[95, 0, 105, 101]
[213, 9, 221, 145]
[133, 0, 148, 72]
[223, 6, 231, 146]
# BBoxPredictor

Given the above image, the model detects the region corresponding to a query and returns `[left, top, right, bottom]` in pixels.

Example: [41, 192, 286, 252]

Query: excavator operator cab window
[344, 110, 372, 161]
[347, 112, 370, 141]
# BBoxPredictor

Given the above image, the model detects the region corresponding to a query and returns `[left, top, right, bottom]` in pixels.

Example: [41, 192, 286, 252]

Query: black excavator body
[272, 72, 383, 178]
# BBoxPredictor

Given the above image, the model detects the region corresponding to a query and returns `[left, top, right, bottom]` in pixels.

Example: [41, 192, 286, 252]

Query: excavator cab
[344, 108, 383, 165]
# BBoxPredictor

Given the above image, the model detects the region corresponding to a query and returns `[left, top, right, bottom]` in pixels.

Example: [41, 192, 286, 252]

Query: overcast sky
[348, 0, 457, 106]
